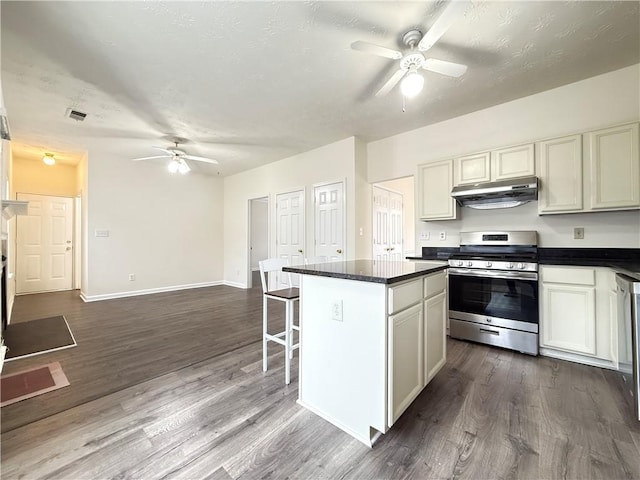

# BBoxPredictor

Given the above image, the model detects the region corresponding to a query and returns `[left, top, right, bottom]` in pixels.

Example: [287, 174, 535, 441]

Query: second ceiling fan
[351, 0, 469, 98]
[131, 142, 218, 175]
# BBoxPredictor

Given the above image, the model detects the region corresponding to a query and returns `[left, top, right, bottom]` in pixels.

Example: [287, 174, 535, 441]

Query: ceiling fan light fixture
[400, 68, 424, 98]
[167, 159, 180, 174]
[42, 153, 56, 166]
[177, 160, 190, 175]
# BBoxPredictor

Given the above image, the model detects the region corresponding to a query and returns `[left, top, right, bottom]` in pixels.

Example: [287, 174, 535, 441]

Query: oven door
[448, 268, 539, 331]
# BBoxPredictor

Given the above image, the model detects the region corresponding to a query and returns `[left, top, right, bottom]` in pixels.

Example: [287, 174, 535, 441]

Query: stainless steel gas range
[448, 231, 539, 355]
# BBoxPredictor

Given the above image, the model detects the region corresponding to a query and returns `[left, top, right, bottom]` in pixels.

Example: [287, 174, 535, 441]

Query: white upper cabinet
[453, 144, 535, 186]
[537, 134, 583, 214]
[490, 143, 536, 181]
[418, 159, 457, 221]
[537, 122, 639, 215]
[587, 122, 640, 210]
[454, 152, 491, 185]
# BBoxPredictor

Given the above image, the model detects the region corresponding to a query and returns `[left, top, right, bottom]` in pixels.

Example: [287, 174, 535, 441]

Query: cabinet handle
[479, 328, 500, 336]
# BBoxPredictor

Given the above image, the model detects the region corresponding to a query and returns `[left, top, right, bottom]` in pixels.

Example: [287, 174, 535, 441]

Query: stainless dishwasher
[616, 273, 640, 422]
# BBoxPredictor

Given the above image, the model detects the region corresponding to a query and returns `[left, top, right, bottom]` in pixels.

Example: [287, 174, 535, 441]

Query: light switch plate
[331, 300, 343, 321]
[573, 227, 584, 240]
[95, 229, 109, 237]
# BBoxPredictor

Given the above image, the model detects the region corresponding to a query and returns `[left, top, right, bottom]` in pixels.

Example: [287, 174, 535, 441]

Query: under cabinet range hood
[451, 176, 538, 210]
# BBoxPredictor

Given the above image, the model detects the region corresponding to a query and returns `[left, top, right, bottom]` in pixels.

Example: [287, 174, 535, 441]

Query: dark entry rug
[4, 316, 77, 361]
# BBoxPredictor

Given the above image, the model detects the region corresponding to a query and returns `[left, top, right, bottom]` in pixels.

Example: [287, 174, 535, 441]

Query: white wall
[83, 152, 224, 298]
[250, 198, 268, 270]
[223, 137, 358, 287]
[367, 64, 640, 249]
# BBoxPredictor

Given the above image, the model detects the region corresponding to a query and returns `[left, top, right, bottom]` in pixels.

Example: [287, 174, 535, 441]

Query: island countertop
[283, 259, 447, 284]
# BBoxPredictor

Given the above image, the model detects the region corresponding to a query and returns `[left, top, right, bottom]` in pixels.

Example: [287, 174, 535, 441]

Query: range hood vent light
[451, 176, 538, 210]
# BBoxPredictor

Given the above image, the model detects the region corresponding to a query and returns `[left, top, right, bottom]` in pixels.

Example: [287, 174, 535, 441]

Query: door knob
[336, 249, 342, 254]
[66, 247, 71, 251]
[298, 249, 303, 253]
[66, 240, 71, 244]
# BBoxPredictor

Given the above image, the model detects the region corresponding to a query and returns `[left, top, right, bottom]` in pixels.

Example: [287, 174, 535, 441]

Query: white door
[16, 193, 74, 294]
[372, 186, 403, 261]
[275, 190, 304, 288]
[314, 182, 344, 262]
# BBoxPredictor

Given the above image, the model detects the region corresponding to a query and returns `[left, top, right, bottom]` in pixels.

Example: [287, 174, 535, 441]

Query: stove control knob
[517, 263, 525, 270]
[485, 261, 492, 268]
[507, 263, 514, 269]
[467, 261, 473, 267]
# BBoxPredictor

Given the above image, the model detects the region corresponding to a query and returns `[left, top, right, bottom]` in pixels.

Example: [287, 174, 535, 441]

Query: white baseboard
[80, 281, 224, 302]
[539, 347, 617, 370]
[223, 280, 248, 289]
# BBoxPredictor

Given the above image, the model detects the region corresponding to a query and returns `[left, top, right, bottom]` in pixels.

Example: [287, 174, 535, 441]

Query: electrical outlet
[331, 300, 343, 322]
[439, 231, 446, 241]
[420, 232, 430, 240]
[574, 227, 584, 240]
[128, 273, 136, 281]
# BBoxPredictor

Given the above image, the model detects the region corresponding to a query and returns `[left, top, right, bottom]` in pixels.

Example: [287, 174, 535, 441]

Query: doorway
[16, 193, 76, 294]
[372, 176, 415, 260]
[275, 189, 304, 288]
[313, 181, 345, 262]
[248, 196, 269, 289]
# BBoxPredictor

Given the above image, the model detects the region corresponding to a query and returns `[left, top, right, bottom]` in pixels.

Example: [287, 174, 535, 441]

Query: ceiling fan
[131, 142, 218, 175]
[351, 0, 469, 98]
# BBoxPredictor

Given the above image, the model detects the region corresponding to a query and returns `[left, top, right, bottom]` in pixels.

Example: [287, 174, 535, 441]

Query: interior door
[373, 186, 403, 261]
[16, 193, 74, 294]
[314, 182, 345, 262]
[275, 190, 304, 288]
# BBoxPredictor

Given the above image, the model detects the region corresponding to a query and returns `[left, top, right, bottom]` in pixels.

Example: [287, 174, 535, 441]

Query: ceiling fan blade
[131, 155, 170, 162]
[152, 146, 174, 155]
[375, 69, 406, 97]
[183, 154, 219, 165]
[423, 58, 468, 77]
[418, 0, 468, 52]
[351, 41, 403, 60]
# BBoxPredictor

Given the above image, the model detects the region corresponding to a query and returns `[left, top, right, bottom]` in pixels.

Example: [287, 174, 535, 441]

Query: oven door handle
[448, 268, 538, 281]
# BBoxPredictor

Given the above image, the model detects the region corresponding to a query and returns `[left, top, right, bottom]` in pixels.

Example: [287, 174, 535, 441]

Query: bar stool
[258, 258, 300, 385]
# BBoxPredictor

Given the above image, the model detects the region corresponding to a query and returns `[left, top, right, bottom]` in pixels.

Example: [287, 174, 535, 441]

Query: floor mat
[4, 316, 77, 361]
[1, 362, 70, 407]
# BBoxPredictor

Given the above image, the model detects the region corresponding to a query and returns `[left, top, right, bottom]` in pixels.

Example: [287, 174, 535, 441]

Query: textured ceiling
[1, 1, 638, 176]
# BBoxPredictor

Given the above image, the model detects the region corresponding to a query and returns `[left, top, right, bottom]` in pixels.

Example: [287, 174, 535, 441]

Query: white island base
[292, 263, 447, 447]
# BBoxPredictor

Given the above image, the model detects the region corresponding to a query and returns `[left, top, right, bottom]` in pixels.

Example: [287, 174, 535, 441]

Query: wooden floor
[2, 282, 640, 479]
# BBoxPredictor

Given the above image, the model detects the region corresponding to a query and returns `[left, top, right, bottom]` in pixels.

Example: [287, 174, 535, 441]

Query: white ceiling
[2, 1, 638, 176]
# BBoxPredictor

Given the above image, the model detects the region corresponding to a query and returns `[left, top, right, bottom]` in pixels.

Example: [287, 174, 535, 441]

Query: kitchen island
[283, 260, 448, 447]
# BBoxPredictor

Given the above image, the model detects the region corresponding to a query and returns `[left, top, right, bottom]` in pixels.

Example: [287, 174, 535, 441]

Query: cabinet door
[388, 303, 423, 427]
[454, 152, 491, 186]
[587, 122, 640, 210]
[490, 143, 535, 181]
[424, 291, 446, 384]
[541, 283, 596, 355]
[537, 134, 583, 214]
[418, 159, 457, 220]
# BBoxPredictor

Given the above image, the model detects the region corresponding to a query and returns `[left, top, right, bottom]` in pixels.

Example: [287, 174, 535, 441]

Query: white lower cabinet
[540, 265, 616, 367]
[388, 303, 423, 425]
[387, 270, 447, 427]
[424, 291, 447, 383]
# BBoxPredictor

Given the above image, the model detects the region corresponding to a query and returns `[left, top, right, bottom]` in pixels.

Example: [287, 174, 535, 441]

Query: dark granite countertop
[284, 260, 447, 285]
[538, 248, 640, 281]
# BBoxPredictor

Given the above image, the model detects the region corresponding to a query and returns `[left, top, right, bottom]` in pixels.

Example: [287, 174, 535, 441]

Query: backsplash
[417, 202, 640, 248]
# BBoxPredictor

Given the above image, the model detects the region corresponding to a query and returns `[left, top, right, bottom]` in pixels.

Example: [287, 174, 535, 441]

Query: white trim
[539, 347, 617, 370]
[80, 281, 224, 302]
[296, 399, 380, 448]
[223, 280, 247, 289]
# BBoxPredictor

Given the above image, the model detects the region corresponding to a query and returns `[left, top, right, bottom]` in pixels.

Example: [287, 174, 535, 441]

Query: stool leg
[285, 300, 291, 385]
[262, 296, 268, 372]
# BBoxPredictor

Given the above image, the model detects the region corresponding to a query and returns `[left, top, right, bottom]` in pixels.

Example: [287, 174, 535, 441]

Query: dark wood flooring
[2, 278, 640, 479]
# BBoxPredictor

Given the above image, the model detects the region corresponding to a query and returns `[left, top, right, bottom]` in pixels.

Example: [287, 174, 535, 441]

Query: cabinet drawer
[424, 271, 446, 298]
[541, 266, 595, 286]
[388, 279, 422, 315]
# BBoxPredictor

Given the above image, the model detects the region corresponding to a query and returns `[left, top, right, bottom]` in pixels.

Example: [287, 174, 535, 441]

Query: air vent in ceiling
[65, 108, 87, 121]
